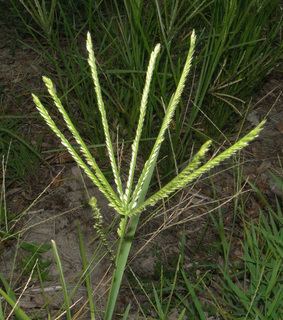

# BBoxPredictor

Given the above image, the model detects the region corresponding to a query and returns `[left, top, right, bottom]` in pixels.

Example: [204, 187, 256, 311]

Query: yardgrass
[0, 0, 283, 319]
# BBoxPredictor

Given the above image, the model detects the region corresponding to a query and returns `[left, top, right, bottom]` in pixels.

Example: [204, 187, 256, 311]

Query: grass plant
[4, 30, 263, 319]
[2, 2, 281, 318]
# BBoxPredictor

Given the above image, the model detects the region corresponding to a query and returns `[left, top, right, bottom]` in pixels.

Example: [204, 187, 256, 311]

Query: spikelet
[132, 120, 265, 216]
[124, 43, 161, 202]
[117, 217, 127, 238]
[86, 32, 124, 200]
[89, 197, 114, 259]
[130, 31, 196, 207]
[42, 76, 121, 208]
[32, 94, 124, 215]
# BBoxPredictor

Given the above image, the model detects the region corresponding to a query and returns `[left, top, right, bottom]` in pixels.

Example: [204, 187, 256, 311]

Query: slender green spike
[42, 76, 121, 208]
[86, 32, 124, 200]
[131, 139, 212, 215]
[130, 30, 196, 208]
[89, 197, 114, 258]
[133, 120, 265, 215]
[32, 94, 123, 214]
[124, 43, 161, 201]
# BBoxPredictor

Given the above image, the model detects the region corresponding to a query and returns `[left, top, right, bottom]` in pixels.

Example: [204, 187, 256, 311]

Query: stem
[104, 150, 159, 319]
[104, 214, 140, 320]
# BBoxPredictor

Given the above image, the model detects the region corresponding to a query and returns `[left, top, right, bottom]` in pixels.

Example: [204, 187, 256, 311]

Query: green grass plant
[189, 0, 283, 134]
[16, 30, 266, 319]
[3, 3, 279, 317]
[129, 236, 210, 318]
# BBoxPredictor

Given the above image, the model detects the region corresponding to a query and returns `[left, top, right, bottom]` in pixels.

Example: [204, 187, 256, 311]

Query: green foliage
[131, 189, 283, 319]
[218, 194, 283, 319]
[130, 241, 210, 319]
[0, 119, 41, 182]
[1, 2, 276, 318]
[0, 273, 30, 320]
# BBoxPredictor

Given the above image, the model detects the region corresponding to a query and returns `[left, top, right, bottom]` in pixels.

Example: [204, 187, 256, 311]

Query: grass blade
[0, 288, 30, 320]
[181, 270, 206, 320]
[51, 240, 72, 320]
[77, 223, 96, 320]
[122, 303, 131, 320]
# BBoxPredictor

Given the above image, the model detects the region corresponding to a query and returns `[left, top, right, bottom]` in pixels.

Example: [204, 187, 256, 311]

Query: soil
[1, 19, 283, 320]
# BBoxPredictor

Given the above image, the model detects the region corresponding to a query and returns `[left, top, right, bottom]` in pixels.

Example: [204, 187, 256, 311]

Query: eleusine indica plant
[31, 31, 264, 319]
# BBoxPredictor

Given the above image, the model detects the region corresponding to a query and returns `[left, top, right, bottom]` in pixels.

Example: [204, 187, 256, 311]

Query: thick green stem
[104, 214, 140, 320]
[104, 161, 156, 320]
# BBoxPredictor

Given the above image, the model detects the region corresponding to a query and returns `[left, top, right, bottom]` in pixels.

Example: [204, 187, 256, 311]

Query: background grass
[8, 0, 283, 174]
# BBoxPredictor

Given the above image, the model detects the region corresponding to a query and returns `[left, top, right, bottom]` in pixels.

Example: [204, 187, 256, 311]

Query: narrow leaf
[51, 240, 72, 320]
[0, 288, 30, 320]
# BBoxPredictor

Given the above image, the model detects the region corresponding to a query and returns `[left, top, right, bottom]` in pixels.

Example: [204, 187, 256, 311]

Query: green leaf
[20, 241, 51, 254]
[0, 288, 30, 320]
[181, 270, 206, 320]
[51, 240, 72, 320]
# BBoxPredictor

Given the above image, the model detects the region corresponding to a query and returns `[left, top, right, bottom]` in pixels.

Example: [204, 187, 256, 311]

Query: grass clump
[218, 194, 283, 319]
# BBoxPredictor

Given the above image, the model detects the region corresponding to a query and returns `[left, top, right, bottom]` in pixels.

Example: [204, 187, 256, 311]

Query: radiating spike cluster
[32, 30, 265, 239]
[32, 94, 123, 215]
